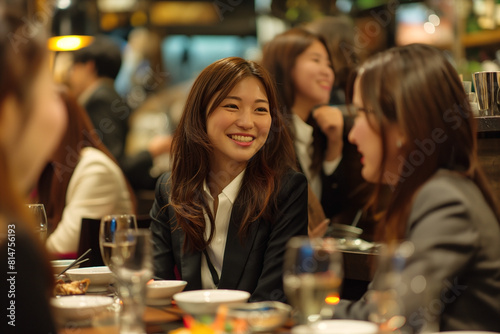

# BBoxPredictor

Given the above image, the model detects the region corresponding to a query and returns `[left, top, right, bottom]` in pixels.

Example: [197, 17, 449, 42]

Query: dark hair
[0, 9, 47, 220]
[168, 57, 296, 252]
[261, 27, 332, 175]
[304, 15, 359, 91]
[352, 43, 500, 242]
[72, 35, 122, 79]
[37, 87, 136, 231]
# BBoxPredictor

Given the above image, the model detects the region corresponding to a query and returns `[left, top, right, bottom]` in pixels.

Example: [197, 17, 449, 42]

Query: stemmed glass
[26, 204, 48, 243]
[283, 236, 343, 327]
[99, 214, 138, 268]
[111, 229, 153, 334]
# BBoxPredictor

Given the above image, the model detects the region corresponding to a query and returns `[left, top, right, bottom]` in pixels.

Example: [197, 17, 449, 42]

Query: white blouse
[292, 114, 341, 200]
[200, 170, 245, 289]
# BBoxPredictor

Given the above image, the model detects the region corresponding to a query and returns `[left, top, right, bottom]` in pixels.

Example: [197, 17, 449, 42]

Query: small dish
[173, 289, 250, 315]
[65, 266, 114, 292]
[51, 295, 114, 321]
[146, 280, 187, 306]
[227, 301, 292, 333]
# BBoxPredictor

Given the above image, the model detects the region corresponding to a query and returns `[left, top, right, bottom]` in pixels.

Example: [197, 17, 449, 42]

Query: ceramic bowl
[173, 289, 250, 315]
[146, 280, 187, 305]
[226, 301, 292, 333]
[51, 259, 80, 275]
[51, 295, 114, 321]
[65, 266, 114, 291]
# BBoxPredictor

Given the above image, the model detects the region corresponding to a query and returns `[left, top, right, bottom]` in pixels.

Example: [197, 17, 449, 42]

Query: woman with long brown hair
[334, 44, 500, 332]
[0, 8, 67, 333]
[150, 57, 308, 302]
[261, 28, 372, 238]
[37, 87, 135, 256]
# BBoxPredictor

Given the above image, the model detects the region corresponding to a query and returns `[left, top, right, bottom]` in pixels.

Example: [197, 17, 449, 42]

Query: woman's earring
[396, 139, 403, 148]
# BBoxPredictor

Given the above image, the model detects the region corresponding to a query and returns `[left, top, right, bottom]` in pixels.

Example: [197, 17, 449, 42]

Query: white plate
[292, 320, 378, 334]
[173, 289, 250, 315]
[51, 295, 114, 321]
[65, 266, 114, 291]
[146, 280, 187, 300]
[51, 259, 80, 274]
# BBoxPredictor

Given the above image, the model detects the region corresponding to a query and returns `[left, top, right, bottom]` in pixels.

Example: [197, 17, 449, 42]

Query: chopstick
[56, 248, 92, 277]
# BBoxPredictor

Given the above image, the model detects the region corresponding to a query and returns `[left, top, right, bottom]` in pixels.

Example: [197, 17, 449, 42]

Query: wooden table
[57, 303, 295, 334]
[58, 304, 185, 334]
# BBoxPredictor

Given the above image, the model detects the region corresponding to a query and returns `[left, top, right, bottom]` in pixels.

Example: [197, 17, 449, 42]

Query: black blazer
[150, 170, 308, 302]
[84, 82, 130, 162]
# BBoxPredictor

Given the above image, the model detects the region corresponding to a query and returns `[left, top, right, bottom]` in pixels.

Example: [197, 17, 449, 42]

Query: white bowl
[146, 280, 187, 305]
[65, 266, 114, 291]
[173, 289, 251, 315]
[292, 320, 378, 334]
[51, 259, 80, 274]
[51, 295, 113, 321]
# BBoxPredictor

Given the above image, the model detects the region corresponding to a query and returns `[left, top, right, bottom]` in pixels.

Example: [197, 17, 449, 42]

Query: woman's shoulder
[77, 147, 122, 173]
[411, 169, 496, 224]
[417, 169, 479, 201]
[279, 168, 307, 190]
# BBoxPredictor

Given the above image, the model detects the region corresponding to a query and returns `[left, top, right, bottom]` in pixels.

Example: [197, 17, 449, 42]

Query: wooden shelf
[462, 29, 500, 48]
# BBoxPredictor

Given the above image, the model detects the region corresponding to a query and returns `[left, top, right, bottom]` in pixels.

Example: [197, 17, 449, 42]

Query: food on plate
[54, 279, 90, 295]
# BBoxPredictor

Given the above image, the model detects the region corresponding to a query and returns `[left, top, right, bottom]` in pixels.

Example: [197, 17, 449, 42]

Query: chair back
[77, 218, 105, 267]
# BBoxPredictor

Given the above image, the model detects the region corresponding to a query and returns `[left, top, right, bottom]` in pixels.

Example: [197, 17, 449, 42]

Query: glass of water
[283, 236, 343, 326]
[26, 204, 48, 243]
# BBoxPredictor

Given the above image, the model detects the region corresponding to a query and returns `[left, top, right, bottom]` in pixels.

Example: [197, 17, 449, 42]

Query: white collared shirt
[201, 170, 245, 289]
[292, 114, 341, 200]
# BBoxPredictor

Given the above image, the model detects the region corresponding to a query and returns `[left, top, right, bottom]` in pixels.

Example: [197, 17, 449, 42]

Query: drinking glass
[283, 236, 343, 326]
[367, 241, 437, 333]
[111, 229, 153, 334]
[99, 214, 137, 268]
[26, 204, 48, 243]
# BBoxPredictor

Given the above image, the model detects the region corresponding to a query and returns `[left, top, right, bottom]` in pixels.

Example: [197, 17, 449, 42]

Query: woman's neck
[293, 98, 317, 122]
[207, 162, 245, 198]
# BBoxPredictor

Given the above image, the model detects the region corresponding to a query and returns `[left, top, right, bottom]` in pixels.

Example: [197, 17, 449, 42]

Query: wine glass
[283, 236, 343, 326]
[26, 204, 48, 243]
[99, 214, 137, 268]
[111, 229, 153, 334]
[367, 241, 433, 333]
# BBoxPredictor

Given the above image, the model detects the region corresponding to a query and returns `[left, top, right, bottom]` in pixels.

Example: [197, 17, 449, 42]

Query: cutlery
[56, 248, 92, 277]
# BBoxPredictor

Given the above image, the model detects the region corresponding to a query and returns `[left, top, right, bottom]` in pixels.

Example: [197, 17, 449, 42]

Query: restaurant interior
[3, 0, 500, 333]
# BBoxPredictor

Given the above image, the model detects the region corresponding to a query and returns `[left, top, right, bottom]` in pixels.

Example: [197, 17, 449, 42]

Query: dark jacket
[149, 170, 308, 302]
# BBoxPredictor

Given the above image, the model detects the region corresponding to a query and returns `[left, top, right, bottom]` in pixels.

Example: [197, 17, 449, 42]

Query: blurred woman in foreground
[334, 44, 500, 333]
[0, 9, 67, 333]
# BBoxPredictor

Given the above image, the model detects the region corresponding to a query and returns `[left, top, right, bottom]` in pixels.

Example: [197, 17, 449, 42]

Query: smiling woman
[150, 57, 308, 302]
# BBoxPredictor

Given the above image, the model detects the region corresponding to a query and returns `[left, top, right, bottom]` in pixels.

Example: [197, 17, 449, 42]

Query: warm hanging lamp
[48, 0, 99, 51]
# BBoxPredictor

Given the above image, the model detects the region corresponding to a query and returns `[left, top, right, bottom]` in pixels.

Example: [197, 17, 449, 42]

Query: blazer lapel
[218, 199, 259, 289]
[172, 224, 202, 290]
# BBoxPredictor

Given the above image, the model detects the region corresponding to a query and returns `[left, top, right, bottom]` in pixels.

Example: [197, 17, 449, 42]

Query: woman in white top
[37, 88, 135, 256]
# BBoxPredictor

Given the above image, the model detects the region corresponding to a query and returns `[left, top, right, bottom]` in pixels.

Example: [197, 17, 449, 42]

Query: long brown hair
[304, 15, 359, 91]
[352, 44, 500, 243]
[0, 9, 47, 224]
[0, 8, 54, 297]
[260, 28, 331, 176]
[37, 87, 136, 231]
[168, 57, 296, 252]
